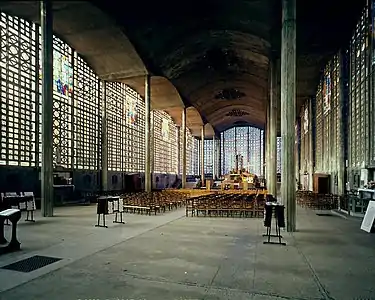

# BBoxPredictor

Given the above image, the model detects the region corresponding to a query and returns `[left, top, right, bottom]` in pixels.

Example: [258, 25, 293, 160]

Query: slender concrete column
[201, 126, 205, 185]
[212, 136, 216, 179]
[266, 100, 270, 190]
[177, 126, 181, 175]
[269, 59, 278, 197]
[101, 80, 108, 191]
[41, 0, 54, 217]
[144, 74, 152, 192]
[181, 108, 187, 188]
[281, 0, 296, 232]
[150, 111, 154, 188]
[308, 99, 314, 191]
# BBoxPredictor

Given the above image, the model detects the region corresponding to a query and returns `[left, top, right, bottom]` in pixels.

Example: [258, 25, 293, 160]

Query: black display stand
[108, 196, 125, 224]
[95, 196, 125, 228]
[263, 203, 286, 246]
[95, 196, 109, 228]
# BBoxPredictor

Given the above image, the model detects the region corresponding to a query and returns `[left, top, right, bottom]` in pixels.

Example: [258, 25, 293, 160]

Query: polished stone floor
[0, 205, 374, 300]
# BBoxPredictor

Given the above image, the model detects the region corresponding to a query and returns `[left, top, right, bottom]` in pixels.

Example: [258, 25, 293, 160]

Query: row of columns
[40, 0, 296, 231]
[40, 0, 193, 214]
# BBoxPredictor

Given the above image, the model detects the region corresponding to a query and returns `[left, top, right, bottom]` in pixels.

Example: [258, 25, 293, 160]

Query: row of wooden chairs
[186, 193, 266, 218]
[296, 191, 339, 210]
[121, 191, 188, 215]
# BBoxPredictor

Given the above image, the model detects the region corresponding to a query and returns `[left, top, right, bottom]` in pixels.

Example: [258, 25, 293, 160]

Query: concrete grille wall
[312, 55, 342, 193]
[0, 11, 190, 193]
[152, 110, 178, 174]
[220, 126, 264, 176]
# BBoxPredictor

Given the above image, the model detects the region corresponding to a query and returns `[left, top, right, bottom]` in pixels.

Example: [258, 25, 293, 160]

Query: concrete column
[269, 59, 278, 197]
[144, 74, 152, 192]
[177, 126, 181, 175]
[41, 0, 54, 217]
[266, 100, 270, 190]
[101, 80, 108, 191]
[201, 126, 205, 185]
[150, 111, 154, 188]
[212, 135, 216, 180]
[281, 0, 296, 232]
[308, 99, 314, 191]
[181, 108, 187, 188]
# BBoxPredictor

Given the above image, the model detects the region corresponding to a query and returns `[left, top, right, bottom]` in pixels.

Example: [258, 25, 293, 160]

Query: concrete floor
[0, 205, 374, 300]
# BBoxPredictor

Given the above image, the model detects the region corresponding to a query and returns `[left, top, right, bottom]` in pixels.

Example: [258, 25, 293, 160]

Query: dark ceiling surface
[94, 1, 364, 131]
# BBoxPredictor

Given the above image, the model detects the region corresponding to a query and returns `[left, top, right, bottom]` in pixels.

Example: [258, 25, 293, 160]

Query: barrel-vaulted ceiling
[1, 0, 366, 135]
[93, 0, 365, 132]
[98, 0, 273, 131]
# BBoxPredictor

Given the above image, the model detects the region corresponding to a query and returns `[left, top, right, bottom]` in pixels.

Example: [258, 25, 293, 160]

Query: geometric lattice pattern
[0, 13, 38, 167]
[221, 126, 264, 176]
[179, 128, 195, 175]
[73, 53, 99, 170]
[204, 139, 214, 174]
[153, 110, 178, 174]
[349, 7, 369, 169]
[0, 10, 198, 176]
[277, 136, 282, 174]
[106, 82, 125, 172]
[51, 36, 73, 168]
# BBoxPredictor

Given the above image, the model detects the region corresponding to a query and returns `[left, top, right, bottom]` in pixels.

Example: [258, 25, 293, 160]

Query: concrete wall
[0, 166, 180, 196]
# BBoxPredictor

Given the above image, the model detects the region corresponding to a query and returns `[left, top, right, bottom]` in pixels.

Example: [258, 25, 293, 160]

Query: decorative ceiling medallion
[226, 109, 249, 117]
[214, 88, 245, 100]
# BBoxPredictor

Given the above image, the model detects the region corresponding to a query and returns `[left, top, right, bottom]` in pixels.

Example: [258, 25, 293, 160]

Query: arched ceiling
[92, 0, 273, 132]
[94, 0, 365, 132]
[186, 107, 204, 137]
[204, 123, 216, 139]
[0, 1, 147, 79]
[0, 1, 210, 135]
[2, 0, 367, 135]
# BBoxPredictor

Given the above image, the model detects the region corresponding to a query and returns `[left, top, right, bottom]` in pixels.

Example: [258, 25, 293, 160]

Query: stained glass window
[53, 50, 72, 96]
[73, 52, 99, 170]
[153, 110, 178, 174]
[300, 103, 309, 174]
[124, 86, 145, 172]
[220, 126, 264, 176]
[204, 139, 213, 175]
[0, 9, 191, 187]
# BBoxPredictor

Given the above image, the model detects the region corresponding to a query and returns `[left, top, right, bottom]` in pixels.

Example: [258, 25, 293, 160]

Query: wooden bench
[0, 208, 21, 254]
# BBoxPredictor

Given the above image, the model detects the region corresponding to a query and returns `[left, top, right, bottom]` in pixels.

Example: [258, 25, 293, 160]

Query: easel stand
[95, 197, 109, 228]
[110, 196, 125, 224]
[263, 203, 286, 246]
[95, 196, 126, 228]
